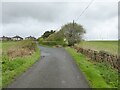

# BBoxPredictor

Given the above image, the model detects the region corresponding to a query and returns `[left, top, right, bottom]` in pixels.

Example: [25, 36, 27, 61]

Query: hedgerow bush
[41, 41, 66, 46]
[2, 40, 40, 87]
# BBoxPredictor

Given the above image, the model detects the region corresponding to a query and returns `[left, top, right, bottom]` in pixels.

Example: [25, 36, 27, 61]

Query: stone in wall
[74, 46, 119, 70]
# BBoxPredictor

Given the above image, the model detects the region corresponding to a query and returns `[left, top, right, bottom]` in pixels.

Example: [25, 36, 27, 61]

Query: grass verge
[1, 40, 41, 88]
[65, 47, 118, 88]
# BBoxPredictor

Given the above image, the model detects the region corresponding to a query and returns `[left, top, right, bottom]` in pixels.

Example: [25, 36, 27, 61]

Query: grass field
[77, 41, 118, 55]
[1, 40, 40, 88]
[66, 47, 119, 88]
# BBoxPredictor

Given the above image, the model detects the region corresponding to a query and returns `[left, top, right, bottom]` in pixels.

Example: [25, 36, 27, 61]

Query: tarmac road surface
[7, 46, 90, 88]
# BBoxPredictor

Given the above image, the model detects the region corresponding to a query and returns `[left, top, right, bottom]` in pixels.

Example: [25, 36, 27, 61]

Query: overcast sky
[1, 0, 119, 40]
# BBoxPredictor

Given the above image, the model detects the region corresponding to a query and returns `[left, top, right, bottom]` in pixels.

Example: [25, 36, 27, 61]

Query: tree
[60, 22, 85, 46]
[42, 30, 55, 38]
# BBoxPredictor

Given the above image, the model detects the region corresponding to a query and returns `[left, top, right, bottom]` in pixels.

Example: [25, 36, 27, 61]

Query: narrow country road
[7, 46, 90, 88]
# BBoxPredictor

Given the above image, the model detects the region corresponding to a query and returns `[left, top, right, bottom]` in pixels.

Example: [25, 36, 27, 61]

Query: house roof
[1, 36, 11, 39]
[13, 35, 23, 39]
[25, 36, 36, 39]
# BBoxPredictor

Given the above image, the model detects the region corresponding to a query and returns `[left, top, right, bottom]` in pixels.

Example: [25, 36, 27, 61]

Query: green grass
[66, 47, 118, 88]
[1, 40, 41, 88]
[78, 41, 118, 55]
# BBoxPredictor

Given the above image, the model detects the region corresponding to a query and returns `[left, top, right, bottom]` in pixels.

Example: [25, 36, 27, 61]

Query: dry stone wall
[73, 45, 120, 72]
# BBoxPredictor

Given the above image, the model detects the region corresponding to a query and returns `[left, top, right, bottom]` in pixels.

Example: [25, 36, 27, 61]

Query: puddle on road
[41, 52, 50, 57]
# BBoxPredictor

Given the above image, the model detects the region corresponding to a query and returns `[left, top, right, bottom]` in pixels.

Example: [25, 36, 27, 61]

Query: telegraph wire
[55, 0, 95, 31]
[75, 0, 95, 21]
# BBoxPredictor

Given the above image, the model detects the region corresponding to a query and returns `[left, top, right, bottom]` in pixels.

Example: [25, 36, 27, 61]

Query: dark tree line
[42, 30, 55, 38]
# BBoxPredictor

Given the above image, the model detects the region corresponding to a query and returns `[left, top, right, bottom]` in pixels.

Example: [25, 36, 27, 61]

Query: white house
[12, 35, 23, 41]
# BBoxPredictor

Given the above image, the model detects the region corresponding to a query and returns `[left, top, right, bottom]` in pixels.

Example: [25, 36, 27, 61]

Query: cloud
[3, 17, 61, 38]
[1, 0, 119, 2]
[85, 16, 118, 40]
[1, 1, 118, 40]
[2, 2, 73, 23]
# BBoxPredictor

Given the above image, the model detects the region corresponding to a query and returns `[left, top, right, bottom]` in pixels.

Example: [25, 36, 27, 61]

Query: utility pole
[73, 20, 74, 28]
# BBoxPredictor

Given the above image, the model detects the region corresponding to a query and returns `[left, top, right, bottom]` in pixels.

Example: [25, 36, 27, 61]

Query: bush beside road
[1, 40, 41, 88]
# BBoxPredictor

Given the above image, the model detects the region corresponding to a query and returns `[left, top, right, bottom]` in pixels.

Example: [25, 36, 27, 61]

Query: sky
[0, 0, 119, 40]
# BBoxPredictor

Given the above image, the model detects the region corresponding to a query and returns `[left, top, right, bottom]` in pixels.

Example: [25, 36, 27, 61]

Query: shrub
[2, 40, 40, 87]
